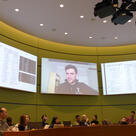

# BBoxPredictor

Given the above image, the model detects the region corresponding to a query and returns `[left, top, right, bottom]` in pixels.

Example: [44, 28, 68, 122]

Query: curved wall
[0, 21, 136, 123]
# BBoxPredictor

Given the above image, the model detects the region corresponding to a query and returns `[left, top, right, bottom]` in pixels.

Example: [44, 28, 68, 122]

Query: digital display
[41, 58, 99, 95]
[101, 60, 136, 95]
[0, 42, 37, 92]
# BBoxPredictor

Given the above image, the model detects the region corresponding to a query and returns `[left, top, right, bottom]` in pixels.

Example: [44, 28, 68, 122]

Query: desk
[4, 125, 136, 136]
[4, 131, 29, 136]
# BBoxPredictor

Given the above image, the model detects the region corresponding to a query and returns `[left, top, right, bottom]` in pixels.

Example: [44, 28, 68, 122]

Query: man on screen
[55, 65, 98, 95]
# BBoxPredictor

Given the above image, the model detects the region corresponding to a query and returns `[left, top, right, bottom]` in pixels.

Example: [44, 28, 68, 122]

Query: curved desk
[4, 125, 136, 136]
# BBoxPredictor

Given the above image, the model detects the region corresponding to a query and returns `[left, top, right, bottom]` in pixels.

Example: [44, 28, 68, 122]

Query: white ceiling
[0, 0, 136, 47]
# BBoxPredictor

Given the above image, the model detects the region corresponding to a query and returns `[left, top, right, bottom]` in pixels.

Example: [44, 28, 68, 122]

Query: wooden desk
[4, 125, 136, 136]
[4, 131, 30, 136]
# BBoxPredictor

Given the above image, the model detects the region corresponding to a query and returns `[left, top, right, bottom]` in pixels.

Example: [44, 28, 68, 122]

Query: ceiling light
[80, 15, 84, 19]
[64, 32, 68, 35]
[103, 20, 107, 23]
[40, 24, 43, 26]
[14, 8, 20, 12]
[114, 36, 118, 39]
[128, 20, 132, 23]
[60, 4, 64, 8]
[89, 36, 93, 39]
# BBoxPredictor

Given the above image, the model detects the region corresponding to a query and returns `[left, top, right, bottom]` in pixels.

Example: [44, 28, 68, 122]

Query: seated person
[80, 114, 90, 126]
[49, 117, 61, 128]
[18, 115, 29, 131]
[6, 117, 14, 131]
[55, 65, 98, 95]
[118, 116, 128, 125]
[0, 107, 9, 135]
[41, 114, 48, 127]
[127, 111, 135, 124]
[90, 115, 99, 126]
[13, 114, 30, 131]
[73, 115, 81, 126]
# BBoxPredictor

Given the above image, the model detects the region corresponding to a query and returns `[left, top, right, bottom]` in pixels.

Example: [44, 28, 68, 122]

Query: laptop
[53, 124, 64, 128]
[63, 121, 72, 127]
[43, 125, 50, 129]
[28, 122, 43, 130]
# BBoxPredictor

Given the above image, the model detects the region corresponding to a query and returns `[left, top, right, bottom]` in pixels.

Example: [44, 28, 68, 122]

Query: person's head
[92, 114, 98, 121]
[6, 117, 13, 126]
[0, 107, 8, 120]
[120, 116, 128, 125]
[25, 114, 30, 124]
[130, 111, 135, 117]
[65, 65, 78, 84]
[120, 116, 127, 122]
[51, 117, 60, 124]
[75, 115, 80, 122]
[19, 115, 27, 126]
[81, 114, 87, 121]
[41, 114, 48, 122]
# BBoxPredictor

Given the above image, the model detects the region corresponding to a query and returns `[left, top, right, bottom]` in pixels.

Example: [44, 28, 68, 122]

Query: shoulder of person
[14, 123, 19, 127]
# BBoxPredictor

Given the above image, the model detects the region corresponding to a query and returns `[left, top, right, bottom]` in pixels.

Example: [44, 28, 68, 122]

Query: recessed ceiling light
[114, 36, 118, 39]
[64, 32, 68, 35]
[14, 8, 20, 12]
[89, 36, 93, 39]
[60, 4, 64, 8]
[40, 24, 43, 26]
[80, 15, 84, 19]
[103, 20, 107, 23]
[128, 20, 132, 23]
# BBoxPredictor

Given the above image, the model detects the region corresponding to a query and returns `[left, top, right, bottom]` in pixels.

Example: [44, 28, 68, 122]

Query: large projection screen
[0, 42, 37, 92]
[101, 60, 136, 95]
[41, 58, 99, 95]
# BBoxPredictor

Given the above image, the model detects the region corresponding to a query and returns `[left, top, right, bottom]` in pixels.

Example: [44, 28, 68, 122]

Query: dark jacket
[55, 80, 98, 95]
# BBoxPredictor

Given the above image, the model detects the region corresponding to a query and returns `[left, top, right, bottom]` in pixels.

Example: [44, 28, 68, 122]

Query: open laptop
[53, 124, 64, 128]
[28, 122, 43, 130]
[63, 121, 72, 127]
[43, 125, 50, 129]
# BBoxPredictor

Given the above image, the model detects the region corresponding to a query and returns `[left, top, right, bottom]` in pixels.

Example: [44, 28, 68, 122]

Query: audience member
[73, 115, 81, 126]
[18, 115, 28, 131]
[13, 114, 30, 131]
[90, 114, 99, 126]
[41, 114, 48, 127]
[25, 114, 30, 125]
[6, 117, 13, 127]
[119, 116, 128, 125]
[50, 117, 61, 128]
[80, 114, 90, 126]
[0, 107, 9, 136]
[6, 117, 14, 131]
[127, 111, 135, 124]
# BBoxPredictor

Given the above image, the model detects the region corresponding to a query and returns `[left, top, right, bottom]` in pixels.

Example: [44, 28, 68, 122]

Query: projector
[111, 10, 133, 25]
[94, 0, 136, 25]
[94, 1, 116, 18]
